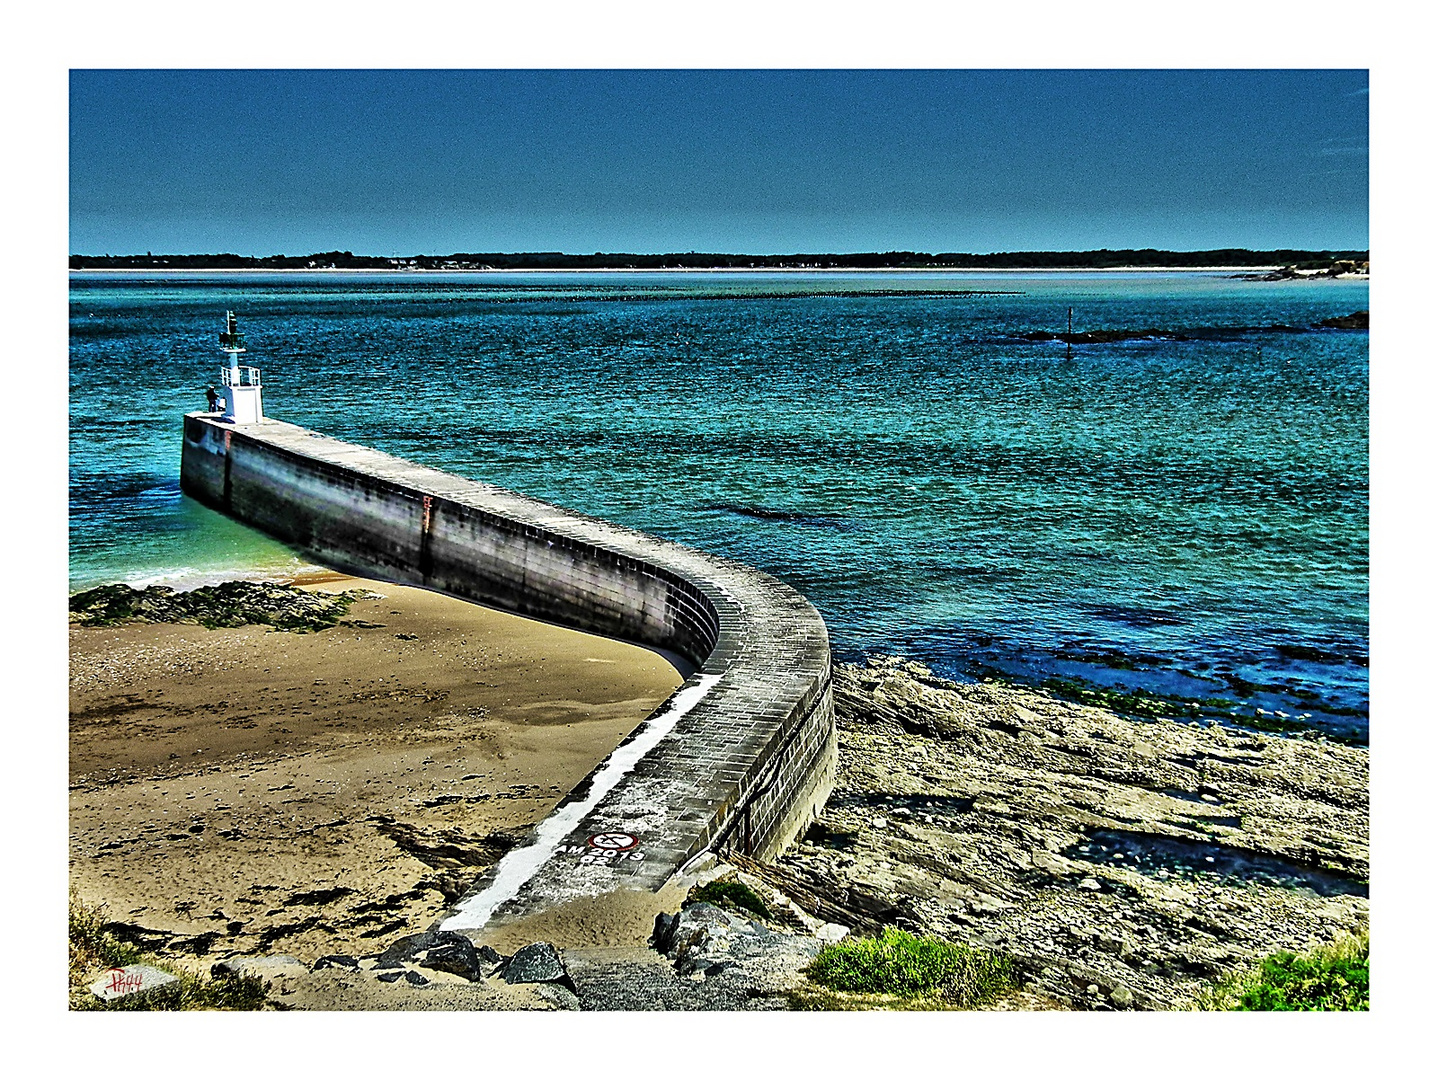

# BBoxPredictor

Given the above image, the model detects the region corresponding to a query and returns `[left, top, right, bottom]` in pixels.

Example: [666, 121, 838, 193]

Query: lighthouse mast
[215, 311, 264, 423]
[219, 309, 246, 366]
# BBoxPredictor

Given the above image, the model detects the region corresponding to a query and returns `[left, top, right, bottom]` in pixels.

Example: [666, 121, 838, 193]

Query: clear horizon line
[69, 246, 1372, 261]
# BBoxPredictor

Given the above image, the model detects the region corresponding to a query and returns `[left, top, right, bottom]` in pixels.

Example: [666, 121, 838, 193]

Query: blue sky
[69, 69, 1369, 255]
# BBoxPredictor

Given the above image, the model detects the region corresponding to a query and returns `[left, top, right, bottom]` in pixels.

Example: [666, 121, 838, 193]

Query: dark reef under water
[69, 271, 1369, 742]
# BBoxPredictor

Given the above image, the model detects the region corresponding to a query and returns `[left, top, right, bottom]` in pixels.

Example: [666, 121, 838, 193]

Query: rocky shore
[69, 580, 371, 631]
[1244, 261, 1370, 281]
[122, 653, 1366, 1011]
[761, 656, 1368, 1008]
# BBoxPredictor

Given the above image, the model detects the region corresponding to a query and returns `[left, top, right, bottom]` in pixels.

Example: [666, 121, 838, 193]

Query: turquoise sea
[69, 271, 1369, 738]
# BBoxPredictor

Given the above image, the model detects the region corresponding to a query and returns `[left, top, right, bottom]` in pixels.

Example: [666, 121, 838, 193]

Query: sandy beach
[69, 574, 684, 965]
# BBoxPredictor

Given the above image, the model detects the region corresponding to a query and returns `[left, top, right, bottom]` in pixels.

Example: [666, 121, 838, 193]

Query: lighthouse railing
[221, 365, 262, 388]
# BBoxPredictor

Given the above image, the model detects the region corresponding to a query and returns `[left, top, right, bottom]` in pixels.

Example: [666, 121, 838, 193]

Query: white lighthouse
[217, 310, 264, 424]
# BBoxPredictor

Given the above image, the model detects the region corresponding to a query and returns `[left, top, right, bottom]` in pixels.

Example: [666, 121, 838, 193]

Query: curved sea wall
[180, 413, 835, 928]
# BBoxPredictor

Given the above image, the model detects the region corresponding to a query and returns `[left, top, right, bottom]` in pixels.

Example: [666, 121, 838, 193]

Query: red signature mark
[105, 968, 144, 995]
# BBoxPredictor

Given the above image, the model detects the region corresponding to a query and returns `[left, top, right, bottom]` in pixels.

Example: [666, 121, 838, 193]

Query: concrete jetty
[180, 412, 835, 932]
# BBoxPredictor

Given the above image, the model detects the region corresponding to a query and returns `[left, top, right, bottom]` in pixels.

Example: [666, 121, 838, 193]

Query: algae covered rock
[69, 580, 366, 632]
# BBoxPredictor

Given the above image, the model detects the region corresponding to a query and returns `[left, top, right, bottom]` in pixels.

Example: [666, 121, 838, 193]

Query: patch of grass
[1193, 931, 1368, 1011]
[69, 894, 269, 1011]
[804, 927, 1016, 1009]
[69, 892, 142, 983]
[688, 878, 772, 921]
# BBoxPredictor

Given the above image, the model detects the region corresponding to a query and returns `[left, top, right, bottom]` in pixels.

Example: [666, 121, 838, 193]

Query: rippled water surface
[69, 271, 1369, 736]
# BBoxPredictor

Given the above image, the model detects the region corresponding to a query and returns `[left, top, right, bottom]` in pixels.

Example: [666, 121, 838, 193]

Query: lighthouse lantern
[216, 311, 264, 423]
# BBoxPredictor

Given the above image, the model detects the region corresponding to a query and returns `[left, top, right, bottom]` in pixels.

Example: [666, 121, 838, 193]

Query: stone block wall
[180, 413, 834, 926]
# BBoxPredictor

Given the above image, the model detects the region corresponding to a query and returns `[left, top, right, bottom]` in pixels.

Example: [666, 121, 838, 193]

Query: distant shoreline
[68, 266, 1369, 276]
[68, 248, 1370, 275]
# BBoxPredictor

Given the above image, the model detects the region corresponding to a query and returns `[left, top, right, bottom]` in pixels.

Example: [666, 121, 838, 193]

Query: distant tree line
[69, 248, 1370, 271]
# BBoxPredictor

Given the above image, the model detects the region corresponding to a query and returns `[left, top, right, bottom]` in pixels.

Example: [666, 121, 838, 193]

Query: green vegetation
[1194, 931, 1368, 1011]
[69, 893, 141, 979]
[1026, 674, 1367, 746]
[688, 878, 773, 921]
[803, 927, 1016, 1009]
[69, 894, 269, 1011]
[1037, 674, 1191, 720]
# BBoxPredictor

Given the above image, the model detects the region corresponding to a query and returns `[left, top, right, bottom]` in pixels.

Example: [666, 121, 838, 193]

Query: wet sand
[69, 573, 685, 963]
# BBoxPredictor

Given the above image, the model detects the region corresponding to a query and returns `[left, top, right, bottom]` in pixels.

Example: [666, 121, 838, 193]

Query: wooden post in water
[1066, 306, 1073, 360]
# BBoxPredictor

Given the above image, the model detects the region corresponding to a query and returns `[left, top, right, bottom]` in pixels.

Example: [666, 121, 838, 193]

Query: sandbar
[69, 573, 684, 963]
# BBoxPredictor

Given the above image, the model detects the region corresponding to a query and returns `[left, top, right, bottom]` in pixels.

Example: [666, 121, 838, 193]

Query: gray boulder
[419, 940, 486, 981]
[502, 942, 571, 987]
[88, 964, 178, 1003]
[374, 930, 473, 969]
[368, 930, 494, 981]
[658, 902, 807, 978]
[651, 911, 681, 953]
